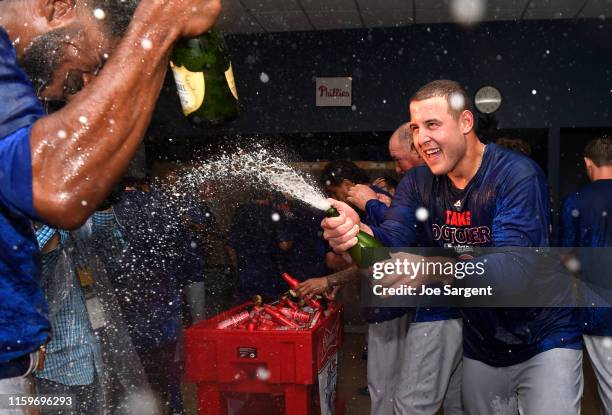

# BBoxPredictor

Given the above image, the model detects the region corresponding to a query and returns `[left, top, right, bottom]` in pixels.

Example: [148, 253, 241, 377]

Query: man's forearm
[31, 3, 190, 228]
[326, 264, 361, 288]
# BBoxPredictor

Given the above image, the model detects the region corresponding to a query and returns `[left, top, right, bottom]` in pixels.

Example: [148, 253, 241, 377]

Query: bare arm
[31, 0, 221, 229]
[346, 184, 377, 211]
[295, 265, 360, 301]
[326, 264, 361, 287]
[325, 251, 352, 272]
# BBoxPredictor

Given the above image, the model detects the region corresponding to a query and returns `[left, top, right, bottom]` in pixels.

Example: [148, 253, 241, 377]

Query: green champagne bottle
[326, 207, 384, 268]
[170, 28, 239, 127]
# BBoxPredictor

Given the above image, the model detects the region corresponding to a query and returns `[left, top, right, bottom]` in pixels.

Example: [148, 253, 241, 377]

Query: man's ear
[584, 157, 596, 181]
[460, 110, 474, 135]
[38, 0, 76, 25]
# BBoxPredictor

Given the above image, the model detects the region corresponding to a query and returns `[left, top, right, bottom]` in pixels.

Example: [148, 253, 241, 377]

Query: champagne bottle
[281, 273, 321, 309]
[170, 28, 239, 127]
[326, 206, 384, 268]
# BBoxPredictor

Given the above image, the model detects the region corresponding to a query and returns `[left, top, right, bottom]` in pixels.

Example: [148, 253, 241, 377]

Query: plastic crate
[185, 302, 344, 415]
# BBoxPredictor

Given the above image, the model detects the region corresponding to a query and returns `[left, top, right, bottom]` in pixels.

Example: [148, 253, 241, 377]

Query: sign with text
[316, 77, 352, 107]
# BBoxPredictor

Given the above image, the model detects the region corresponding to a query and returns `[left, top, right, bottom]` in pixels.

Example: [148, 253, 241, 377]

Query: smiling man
[322, 80, 582, 414]
[388, 123, 423, 177]
[0, 0, 221, 401]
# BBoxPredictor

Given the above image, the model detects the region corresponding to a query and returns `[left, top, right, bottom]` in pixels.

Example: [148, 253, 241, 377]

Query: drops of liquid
[172, 144, 330, 211]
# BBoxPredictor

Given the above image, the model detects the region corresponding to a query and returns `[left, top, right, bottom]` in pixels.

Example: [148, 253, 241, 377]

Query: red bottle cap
[281, 273, 321, 309]
[281, 272, 299, 288]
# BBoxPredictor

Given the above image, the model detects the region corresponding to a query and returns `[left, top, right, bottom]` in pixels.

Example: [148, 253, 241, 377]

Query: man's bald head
[389, 123, 424, 176]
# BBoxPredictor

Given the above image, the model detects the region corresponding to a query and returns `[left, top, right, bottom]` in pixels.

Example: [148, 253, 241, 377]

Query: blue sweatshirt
[559, 179, 612, 336]
[0, 28, 49, 364]
[371, 143, 581, 366]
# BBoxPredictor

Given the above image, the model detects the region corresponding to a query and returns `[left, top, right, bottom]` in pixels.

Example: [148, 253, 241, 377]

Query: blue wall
[148, 19, 612, 138]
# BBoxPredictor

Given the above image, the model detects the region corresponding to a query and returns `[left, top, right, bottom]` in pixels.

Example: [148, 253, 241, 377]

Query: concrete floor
[336, 331, 370, 415]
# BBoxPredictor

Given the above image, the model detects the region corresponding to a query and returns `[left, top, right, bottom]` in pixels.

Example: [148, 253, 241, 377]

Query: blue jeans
[35, 372, 100, 415]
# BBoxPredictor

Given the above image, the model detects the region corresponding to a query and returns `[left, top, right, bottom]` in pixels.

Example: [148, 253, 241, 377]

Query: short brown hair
[584, 136, 612, 167]
[410, 80, 475, 119]
[320, 160, 370, 187]
[495, 137, 532, 157]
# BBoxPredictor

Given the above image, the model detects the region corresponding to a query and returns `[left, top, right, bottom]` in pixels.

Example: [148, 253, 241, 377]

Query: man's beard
[18, 28, 70, 100]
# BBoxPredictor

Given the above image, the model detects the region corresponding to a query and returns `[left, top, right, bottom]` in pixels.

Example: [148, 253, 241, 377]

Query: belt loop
[36, 344, 47, 372]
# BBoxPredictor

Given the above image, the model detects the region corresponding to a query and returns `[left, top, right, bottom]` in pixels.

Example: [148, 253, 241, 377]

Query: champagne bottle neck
[326, 207, 340, 218]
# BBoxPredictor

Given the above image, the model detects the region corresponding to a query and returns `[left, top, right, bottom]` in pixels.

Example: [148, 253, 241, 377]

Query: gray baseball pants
[462, 347, 583, 415]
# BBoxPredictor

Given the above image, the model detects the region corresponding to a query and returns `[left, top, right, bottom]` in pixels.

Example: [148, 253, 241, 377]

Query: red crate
[185, 302, 344, 415]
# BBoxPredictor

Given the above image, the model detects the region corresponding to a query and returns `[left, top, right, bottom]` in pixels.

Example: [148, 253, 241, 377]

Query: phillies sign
[316, 77, 352, 107]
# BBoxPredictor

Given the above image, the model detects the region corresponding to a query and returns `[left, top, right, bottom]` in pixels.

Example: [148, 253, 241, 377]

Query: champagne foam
[175, 144, 330, 211]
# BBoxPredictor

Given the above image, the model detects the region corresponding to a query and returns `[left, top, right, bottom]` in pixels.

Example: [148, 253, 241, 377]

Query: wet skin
[0, 0, 222, 228]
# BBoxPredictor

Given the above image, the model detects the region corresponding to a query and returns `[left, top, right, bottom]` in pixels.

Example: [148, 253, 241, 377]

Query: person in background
[225, 190, 289, 302]
[184, 182, 218, 251]
[298, 159, 408, 415]
[378, 122, 422, 208]
[95, 177, 205, 415]
[347, 123, 425, 226]
[372, 176, 398, 198]
[301, 129, 421, 291]
[314, 129, 425, 414]
[323, 79, 582, 415]
[320, 160, 374, 206]
[189, 180, 236, 317]
[559, 136, 612, 413]
[320, 160, 393, 246]
[33, 223, 101, 415]
[495, 137, 532, 157]
[389, 122, 424, 178]
[0, 0, 220, 400]
[180, 182, 218, 324]
[275, 195, 327, 283]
